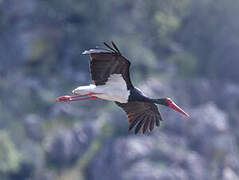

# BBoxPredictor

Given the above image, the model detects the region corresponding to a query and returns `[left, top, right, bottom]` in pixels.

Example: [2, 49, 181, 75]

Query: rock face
[85, 135, 208, 180]
[24, 114, 43, 142]
[44, 122, 98, 167]
[86, 137, 156, 180]
[85, 101, 239, 180]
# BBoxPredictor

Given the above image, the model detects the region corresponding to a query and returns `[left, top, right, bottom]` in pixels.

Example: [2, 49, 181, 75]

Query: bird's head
[155, 97, 189, 118]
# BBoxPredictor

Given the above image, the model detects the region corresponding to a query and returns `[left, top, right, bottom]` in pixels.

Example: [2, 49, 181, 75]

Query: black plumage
[88, 42, 163, 134]
[56, 41, 189, 134]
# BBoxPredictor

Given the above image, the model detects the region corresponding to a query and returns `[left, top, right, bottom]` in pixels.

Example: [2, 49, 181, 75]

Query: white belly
[72, 74, 130, 103]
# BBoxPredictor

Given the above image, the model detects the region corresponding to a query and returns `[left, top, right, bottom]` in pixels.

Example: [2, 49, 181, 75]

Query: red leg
[56, 95, 72, 102]
[70, 93, 99, 98]
[68, 96, 98, 101]
[56, 95, 99, 102]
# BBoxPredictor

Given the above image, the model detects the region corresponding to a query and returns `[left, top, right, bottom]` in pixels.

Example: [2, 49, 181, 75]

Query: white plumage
[72, 74, 130, 103]
[82, 49, 110, 54]
[56, 42, 190, 135]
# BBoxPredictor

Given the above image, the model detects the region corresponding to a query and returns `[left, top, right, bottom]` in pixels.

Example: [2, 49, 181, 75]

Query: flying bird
[56, 42, 189, 134]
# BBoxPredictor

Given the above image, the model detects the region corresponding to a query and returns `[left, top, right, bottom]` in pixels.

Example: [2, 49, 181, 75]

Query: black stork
[56, 42, 189, 134]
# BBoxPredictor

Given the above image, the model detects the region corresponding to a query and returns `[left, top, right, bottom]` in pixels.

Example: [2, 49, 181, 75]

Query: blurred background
[0, 0, 239, 179]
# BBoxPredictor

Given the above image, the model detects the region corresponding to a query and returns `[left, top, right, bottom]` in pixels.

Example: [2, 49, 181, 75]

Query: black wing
[116, 101, 163, 134]
[84, 42, 133, 90]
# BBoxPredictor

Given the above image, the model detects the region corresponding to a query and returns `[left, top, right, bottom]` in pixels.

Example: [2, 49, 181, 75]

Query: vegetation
[0, 131, 21, 173]
[0, 0, 239, 179]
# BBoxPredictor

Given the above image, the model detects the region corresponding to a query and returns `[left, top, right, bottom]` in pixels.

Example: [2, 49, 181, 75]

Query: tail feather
[72, 84, 96, 95]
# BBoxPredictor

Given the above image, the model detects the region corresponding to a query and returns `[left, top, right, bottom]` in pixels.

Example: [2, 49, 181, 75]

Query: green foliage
[0, 131, 21, 173]
[29, 39, 50, 62]
[155, 12, 180, 39]
[176, 0, 239, 80]
[168, 51, 198, 77]
[153, 0, 189, 38]
[101, 121, 114, 137]
[78, 138, 101, 171]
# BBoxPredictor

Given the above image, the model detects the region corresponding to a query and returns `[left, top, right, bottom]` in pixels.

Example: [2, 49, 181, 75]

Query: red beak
[166, 98, 189, 118]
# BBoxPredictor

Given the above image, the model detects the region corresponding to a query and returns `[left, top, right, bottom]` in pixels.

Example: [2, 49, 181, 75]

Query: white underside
[82, 49, 111, 54]
[72, 74, 130, 103]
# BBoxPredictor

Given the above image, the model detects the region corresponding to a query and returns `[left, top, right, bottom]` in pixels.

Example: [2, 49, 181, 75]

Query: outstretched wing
[83, 42, 133, 90]
[116, 101, 163, 134]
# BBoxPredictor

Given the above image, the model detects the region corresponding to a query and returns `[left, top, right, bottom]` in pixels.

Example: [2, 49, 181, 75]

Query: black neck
[129, 88, 168, 106]
[149, 98, 168, 106]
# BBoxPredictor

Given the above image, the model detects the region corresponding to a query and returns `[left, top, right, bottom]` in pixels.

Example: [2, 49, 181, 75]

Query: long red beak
[166, 98, 189, 118]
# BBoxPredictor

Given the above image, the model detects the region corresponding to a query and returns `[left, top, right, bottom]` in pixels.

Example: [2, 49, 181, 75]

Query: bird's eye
[165, 97, 171, 106]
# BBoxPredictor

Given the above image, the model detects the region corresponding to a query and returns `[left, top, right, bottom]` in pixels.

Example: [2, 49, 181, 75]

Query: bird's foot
[56, 94, 99, 102]
[56, 95, 72, 102]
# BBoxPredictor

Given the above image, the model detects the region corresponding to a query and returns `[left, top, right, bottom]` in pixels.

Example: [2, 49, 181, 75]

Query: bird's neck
[135, 97, 168, 106]
[129, 89, 167, 105]
[148, 98, 168, 105]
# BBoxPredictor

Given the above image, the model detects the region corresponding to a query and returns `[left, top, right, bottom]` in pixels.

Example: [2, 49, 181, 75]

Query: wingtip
[103, 42, 117, 53]
[111, 41, 121, 54]
[82, 50, 89, 54]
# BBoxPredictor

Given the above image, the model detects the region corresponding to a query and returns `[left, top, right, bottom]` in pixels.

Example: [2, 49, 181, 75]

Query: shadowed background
[0, 0, 239, 179]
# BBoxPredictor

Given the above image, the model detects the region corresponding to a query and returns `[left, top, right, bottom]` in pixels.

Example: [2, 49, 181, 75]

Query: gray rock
[44, 122, 98, 167]
[24, 114, 43, 141]
[86, 135, 208, 180]
[123, 160, 188, 180]
[86, 136, 156, 180]
[223, 168, 239, 180]
[186, 102, 231, 156]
